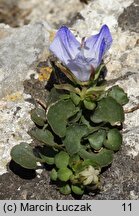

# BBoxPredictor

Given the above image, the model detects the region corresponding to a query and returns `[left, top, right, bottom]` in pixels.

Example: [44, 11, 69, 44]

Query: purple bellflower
[49, 25, 112, 82]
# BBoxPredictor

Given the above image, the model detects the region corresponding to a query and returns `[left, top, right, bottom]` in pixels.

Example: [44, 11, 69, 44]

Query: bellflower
[49, 25, 112, 82]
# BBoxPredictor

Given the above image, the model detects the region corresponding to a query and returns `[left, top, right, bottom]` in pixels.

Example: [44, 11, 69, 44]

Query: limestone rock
[118, 0, 139, 33]
[0, 24, 14, 39]
[0, 93, 34, 175]
[0, 0, 83, 28]
[18, 0, 83, 28]
[0, 21, 51, 98]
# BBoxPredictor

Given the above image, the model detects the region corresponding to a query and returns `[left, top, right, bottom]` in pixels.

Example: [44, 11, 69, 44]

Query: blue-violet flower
[49, 25, 112, 82]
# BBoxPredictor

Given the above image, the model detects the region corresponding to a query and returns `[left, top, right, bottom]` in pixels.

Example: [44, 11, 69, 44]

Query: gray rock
[18, 0, 83, 28]
[118, 0, 139, 33]
[0, 21, 51, 98]
[0, 24, 14, 40]
[0, 95, 34, 175]
[0, 0, 83, 28]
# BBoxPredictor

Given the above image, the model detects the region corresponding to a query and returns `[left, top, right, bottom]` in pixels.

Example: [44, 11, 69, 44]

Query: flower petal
[49, 26, 80, 65]
[67, 53, 92, 81]
[84, 25, 112, 67]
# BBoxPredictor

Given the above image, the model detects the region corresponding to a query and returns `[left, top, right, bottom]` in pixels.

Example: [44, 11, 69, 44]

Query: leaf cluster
[10, 64, 129, 195]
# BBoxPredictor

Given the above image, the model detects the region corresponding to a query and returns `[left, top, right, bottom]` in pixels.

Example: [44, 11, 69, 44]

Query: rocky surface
[0, 94, 34, 175]
[0, 21, 51, 99]
[118, 0, 139, 33]
[0, 0, 139, 199]
[0, 0, 84, 28]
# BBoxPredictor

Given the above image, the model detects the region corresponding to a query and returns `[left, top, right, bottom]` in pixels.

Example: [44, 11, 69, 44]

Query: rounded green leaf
[70, 92, 80, 105]
[104, 128, 122, 151]
[57, 167, 73, 182]
[54, 151, 69, 169]
[10, 142, 38, 169]
[30, 128, 57, 147]
[91, 97, 124, 125]
[63, 124, 88, 155]
[83, 100, 96, 110]
[50, 168, 57, 181]
[71, 185, 84, 195]
[79, 148, 114, 168]
[108, 85, 129, 105]
[47, 99, 79, 137]
[88, 130, 106, 150]
[30, 108, 46, 126]
[59, 184, 71, 195]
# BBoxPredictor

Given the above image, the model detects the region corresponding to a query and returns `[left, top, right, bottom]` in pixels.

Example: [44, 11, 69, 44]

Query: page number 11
[122, 203, 132, 211]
